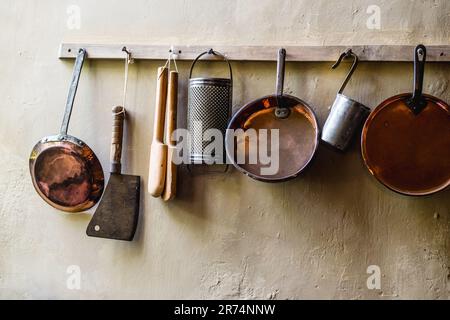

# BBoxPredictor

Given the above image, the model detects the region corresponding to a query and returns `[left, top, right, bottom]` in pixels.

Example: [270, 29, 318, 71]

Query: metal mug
[321, 50, 370, 151]
[187, 49, 232, 164]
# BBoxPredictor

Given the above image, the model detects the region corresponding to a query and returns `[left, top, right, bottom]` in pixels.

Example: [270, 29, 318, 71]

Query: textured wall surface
[0, 0, 449, 299]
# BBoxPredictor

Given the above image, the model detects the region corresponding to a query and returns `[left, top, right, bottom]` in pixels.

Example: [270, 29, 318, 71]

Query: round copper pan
[226, 49, 319, 182]
[361, 93, 450, 196]
[29, 135, 104, 212]
[29, 48, 104, 212]
[226, 94, 319, 182]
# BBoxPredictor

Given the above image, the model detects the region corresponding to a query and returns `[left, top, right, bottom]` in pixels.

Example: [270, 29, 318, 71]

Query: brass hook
[122, 46, 134, 64]
[332, 49, 358, 94]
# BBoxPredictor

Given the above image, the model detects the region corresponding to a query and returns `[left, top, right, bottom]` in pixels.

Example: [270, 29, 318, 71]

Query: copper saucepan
[29, 48, 104, 212]
[361, 45, 450, 196]
[226, 48, 319, 182]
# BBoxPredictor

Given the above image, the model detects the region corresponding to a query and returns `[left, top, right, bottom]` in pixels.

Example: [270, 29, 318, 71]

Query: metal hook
[169, 45, 181, 57]
[167, 46, 179, 73]
[332, 49, 358, 94]
[122, 46, 134, 64]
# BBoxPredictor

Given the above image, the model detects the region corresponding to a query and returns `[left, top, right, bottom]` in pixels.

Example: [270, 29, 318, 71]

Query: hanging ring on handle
[332, 49, 359, 95]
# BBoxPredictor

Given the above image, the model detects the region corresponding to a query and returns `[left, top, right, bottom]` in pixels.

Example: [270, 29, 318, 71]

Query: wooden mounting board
[59, 43, 450, 62]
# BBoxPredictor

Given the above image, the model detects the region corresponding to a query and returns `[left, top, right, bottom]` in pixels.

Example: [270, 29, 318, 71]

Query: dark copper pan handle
[407, 44, 427, 114]
[60, 48, 87, 135]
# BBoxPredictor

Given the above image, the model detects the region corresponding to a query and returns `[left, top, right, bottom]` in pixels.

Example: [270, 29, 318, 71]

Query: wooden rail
[59, 43, 450, 62]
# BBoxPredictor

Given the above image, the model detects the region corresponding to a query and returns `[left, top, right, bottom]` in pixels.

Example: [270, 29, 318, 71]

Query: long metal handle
[60, 48, 86, 135]
[276, 48, 286, 96]
[110, 106, 125, 174]
[407, 44, 427, 114]
[274, 48, 290, 118]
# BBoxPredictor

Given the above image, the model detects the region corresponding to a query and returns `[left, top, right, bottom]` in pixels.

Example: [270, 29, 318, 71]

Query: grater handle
[189, 49, 233, 85]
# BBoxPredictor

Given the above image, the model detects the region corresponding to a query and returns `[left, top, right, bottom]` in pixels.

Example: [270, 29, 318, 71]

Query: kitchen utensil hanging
[87, 48, 140, 241]
[29, 48, 104, 212]
[226, 48, 319, 182]
[321, 49, 370, 151]
[162, 51, 179, 201]
[187, 49, 233, 165]
[148, 64, 169, 197]
[361, 44, 450, 196]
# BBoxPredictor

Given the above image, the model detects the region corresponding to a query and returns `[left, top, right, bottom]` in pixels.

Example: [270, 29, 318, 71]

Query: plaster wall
[0, 0, 448, 299]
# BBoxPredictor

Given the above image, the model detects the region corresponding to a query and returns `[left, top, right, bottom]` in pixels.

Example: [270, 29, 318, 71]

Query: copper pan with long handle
[361, 45, 450, 196]
[226, 48, 319, 182]
[29, 48, 104, 212]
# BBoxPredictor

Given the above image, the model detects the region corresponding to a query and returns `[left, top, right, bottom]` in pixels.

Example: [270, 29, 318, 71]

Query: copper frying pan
[29, 48, 104, 212]
[226, 48, 319, 182]
[362, 45, 450, 196]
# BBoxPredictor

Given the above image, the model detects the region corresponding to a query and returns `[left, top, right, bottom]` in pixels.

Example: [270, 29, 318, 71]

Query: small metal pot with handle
[321, 49, 370, 151]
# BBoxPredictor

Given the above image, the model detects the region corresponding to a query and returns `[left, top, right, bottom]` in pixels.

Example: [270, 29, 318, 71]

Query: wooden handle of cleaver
[110, 106, 125, 174]
[148, 67, 168, 197]
[162, 71, 178, 201]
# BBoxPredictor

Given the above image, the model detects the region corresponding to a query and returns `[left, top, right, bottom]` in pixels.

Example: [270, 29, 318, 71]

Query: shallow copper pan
[361, 45, 450, 196]
[29, 49, 104, 212]
[226, 49, 319, 182]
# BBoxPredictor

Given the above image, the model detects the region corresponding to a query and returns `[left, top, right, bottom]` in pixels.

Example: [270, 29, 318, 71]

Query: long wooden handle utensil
[148, 67, 168, 197]
[162, 71, 178, 201]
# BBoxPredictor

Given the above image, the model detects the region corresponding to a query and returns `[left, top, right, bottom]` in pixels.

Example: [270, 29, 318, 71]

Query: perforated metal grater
[187, 49, 232, 164]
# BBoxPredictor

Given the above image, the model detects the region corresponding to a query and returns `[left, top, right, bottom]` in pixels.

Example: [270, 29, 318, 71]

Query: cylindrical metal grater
[187, 49, 232, 164]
